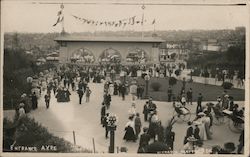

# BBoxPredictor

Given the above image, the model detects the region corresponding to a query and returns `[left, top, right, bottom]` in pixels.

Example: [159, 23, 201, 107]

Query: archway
[99, 48, 122, 64]
[71, 48, 95, 63]
[126, 48, 148, 63]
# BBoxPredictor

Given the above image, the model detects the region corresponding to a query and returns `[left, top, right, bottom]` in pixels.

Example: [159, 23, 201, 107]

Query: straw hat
[19, 103, 25, 107]
[21, 93, 27, 98]
[197, 112, 206, 116]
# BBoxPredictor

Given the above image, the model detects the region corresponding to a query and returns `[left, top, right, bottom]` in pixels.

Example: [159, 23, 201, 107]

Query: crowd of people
[12, 63, 245, 154]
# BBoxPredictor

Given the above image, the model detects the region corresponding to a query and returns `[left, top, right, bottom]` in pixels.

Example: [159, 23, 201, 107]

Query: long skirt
[199, 124, 207, 141]
[123, 126, 136, 141]
[205, 122, 212, 140]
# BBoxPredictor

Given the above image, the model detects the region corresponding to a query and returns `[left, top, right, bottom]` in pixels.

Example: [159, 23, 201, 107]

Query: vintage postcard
[0, 0, 249, 156]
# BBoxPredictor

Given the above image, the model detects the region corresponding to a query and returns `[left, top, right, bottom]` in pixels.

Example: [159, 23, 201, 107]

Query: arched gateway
[126, 48, 148, 63]
[70, 48, 95, 63]
[99, 48, 122, 64]
[55, 36, 164, 64]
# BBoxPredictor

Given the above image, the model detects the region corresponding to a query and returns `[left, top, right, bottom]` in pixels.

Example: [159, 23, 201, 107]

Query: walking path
[179, 69, 244, 89]
[4, 82, 244, 153]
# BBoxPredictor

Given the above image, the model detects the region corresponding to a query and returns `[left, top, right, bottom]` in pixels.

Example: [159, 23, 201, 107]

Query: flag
[129, 16, 135, 25]
[53, 4, 64, 27]
[57, 10, 62, 16]
[53, 16, 63, 26]
[152, 19, 156, 25]
[118, 20, 122, 27]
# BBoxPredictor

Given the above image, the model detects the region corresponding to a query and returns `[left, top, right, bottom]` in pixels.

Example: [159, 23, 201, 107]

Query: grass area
[136, 77, 245, 102]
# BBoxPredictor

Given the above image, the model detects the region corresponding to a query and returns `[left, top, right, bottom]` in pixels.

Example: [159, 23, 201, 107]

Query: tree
[226, 45, 245, 64]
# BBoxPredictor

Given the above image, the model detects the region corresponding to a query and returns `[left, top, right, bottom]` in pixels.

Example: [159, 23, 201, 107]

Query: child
[85, 86, 92, 102]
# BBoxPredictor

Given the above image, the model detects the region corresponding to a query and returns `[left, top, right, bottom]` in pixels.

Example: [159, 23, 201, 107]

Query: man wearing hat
[167, 87, 172, 102]
[135, 113, 142, 139]
[148, 97, 157, 112]
[100, 102, 106, 125]
[138, 127, 151, 152]
[196, 93, 203, 115]
[222, 94, 229, 109]
[44, 92, 51, 109]
[120, 84, 126, 101]
[77, 88, 84, 104]
[214, 97, 223, 118]
[143, 101, 149, 122]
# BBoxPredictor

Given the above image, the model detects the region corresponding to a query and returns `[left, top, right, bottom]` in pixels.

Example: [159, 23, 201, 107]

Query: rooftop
[54, 35, 165, 43]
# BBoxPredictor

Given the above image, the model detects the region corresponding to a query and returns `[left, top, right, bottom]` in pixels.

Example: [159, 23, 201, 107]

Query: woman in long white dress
[194, 112, 207, 141]
[204, 113, 212, 140]
[109, 83, 114, 95]
[128, 102, 136, 117]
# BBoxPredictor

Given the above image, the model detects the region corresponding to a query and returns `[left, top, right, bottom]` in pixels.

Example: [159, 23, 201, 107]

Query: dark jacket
[139, 133, 151, 147]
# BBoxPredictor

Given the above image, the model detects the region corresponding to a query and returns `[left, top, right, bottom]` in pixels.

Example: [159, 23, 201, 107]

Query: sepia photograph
[1, 0, 249, 156]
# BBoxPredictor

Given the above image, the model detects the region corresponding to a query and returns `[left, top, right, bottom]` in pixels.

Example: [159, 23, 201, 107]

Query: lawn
[136, 77, 245, 102]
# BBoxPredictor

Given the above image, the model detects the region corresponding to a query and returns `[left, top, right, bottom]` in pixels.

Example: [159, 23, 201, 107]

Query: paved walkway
[5, 82, 244, 153]
[179, 69, 244, 89]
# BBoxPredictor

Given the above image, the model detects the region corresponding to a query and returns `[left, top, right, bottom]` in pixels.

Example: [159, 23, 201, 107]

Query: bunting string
[71, 14, 155, 28]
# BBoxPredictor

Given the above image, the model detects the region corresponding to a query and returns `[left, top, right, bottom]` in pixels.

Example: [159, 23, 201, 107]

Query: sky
[1, 0, 248, 33]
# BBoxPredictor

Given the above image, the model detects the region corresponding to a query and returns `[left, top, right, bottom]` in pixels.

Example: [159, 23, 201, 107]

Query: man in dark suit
[120, 84, 126, 100]
[100, 103, 106, 125]
[139, 127, 151, 149]
[77, 88, 84, 104]
[186, 121, 193, 137]
[143, 101, 149, 121]
[103, 113, 109, 138]
[184, 121, 193, 144]
[165, 126, 175, 151]
[167, 87, 172, 102]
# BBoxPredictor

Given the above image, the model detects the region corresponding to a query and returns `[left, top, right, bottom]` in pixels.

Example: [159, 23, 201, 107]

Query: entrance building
[54, 35, 165, 64]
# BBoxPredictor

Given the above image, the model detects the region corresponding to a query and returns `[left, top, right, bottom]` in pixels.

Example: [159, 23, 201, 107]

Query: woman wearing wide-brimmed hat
[123, 116, 136, 142]
[193, 112, 208, 141]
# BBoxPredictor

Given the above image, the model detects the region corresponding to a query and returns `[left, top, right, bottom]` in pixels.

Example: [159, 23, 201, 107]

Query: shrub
[150, 82, 161, 91]
[222, 82, 233, 89]
[3, 116, 92, 153]
[169, 77, 177, 86]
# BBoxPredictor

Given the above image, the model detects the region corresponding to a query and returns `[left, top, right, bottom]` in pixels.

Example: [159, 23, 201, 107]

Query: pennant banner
[71, 14, 156, 28]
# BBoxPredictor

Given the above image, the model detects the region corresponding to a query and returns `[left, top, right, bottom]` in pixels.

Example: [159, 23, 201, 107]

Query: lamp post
[107, 113, 118, 153]
[144, 74, 150, 98]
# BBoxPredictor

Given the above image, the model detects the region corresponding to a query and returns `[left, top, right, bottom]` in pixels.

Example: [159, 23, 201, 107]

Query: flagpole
[62, 16, 65, 33]
[61, 3, 65, 34]
[154, 22, 155, 34]
[141, 4, 145, 39]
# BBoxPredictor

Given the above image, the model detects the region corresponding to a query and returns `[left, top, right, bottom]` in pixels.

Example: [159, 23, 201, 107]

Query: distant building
[36, 57, 46, 65]
[54, 35, 165, 64]
[159, 41, 189, 67]
[201, 39, 221, 52]
[46, 51, 59, 63]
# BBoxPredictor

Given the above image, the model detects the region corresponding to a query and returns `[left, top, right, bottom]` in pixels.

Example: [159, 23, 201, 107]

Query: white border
[0, 0, 249, 157]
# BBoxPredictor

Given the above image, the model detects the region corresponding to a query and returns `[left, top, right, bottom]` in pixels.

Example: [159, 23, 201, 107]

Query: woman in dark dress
[114, 82, 118, 95]
[123, 116, 136, 142]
